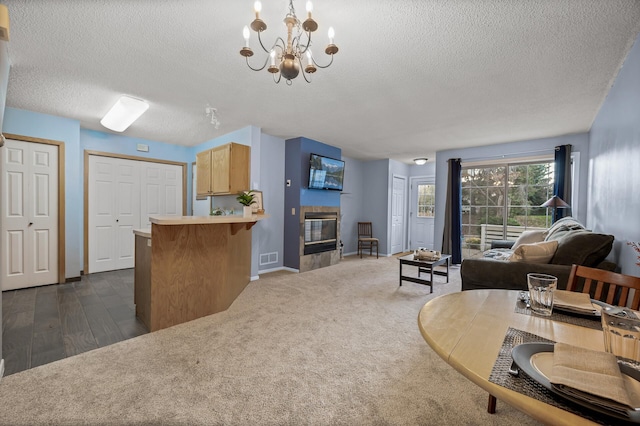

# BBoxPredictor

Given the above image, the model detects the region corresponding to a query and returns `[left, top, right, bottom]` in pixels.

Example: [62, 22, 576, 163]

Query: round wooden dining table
[418, 289, 605, 426]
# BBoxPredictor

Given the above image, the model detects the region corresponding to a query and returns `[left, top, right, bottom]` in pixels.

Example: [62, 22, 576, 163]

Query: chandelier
[239, 0, 339, 84]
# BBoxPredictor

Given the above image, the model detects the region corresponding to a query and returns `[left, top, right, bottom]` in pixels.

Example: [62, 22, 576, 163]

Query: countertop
[148, 214, 268, 225]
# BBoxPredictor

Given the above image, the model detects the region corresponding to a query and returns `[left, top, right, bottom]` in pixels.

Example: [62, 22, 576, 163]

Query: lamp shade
[100, 95, 149, 132]
[540, 195, 570, 208]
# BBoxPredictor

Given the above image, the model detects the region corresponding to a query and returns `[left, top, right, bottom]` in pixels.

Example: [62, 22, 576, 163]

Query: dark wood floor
[2, 269, 148, 376]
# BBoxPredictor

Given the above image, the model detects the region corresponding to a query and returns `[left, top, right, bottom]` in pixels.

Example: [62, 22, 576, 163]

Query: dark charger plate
[512, 342, 640, 424]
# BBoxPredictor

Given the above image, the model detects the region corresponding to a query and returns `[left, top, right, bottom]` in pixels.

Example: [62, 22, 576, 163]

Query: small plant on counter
[210, 207, 224, 216]
[236, 190, 256, 207]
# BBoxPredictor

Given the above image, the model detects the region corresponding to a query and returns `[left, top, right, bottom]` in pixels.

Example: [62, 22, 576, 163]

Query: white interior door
[89, 155, 183, 273]
[89, 156, 140, 273]
[140, 162, 183, 228]
[390, 175, 406, 254]
[409, 179, 435, 250]
[1, 139, 58, 290]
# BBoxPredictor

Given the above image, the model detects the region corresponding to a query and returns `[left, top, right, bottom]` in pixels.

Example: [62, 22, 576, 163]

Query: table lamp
[540, 195, 570, 223]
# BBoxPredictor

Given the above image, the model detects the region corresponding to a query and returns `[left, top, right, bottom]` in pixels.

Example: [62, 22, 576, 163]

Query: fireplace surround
[298, 206, 341, 272]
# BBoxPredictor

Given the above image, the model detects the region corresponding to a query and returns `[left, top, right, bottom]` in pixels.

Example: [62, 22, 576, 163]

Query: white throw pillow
[511, 230, 547, 250]
[509, 240, 558, 263]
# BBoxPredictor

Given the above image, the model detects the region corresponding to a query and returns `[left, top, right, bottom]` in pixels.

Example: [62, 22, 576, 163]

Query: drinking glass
[527, 273, 558, 316]
[601, 306, 640, 362]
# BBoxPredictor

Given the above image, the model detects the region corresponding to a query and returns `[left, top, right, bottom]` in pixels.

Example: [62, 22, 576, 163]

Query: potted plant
[236, 190, 256, 217]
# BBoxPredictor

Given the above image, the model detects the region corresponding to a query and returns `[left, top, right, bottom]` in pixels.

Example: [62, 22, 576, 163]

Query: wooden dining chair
[566, 264, 640, 309]
[488, 264, 640, 414]
[357, 222, 379, 259]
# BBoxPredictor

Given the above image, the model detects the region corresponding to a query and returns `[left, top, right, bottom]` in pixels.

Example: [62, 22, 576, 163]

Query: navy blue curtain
[442, 158, 462, 264]
[553, 145, 572, 221]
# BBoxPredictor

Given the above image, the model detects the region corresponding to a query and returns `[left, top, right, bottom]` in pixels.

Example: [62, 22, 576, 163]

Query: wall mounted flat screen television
[308, 153, 345, 191]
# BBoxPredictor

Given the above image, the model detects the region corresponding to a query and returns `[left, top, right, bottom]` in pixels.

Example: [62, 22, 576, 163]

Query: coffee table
[398, 254, 451, 293]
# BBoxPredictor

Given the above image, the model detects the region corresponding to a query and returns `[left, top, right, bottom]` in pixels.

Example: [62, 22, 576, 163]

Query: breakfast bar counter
[134, 214, 266, 332]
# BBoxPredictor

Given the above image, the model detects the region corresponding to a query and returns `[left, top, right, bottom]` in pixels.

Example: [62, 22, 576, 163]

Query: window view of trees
[417, 184, 435, 217]
[461, 161, 554, 258]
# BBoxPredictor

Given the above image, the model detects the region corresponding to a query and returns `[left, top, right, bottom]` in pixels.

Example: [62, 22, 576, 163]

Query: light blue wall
[362, 159, 390, 255]
[589, 33, 640, 277]
[433, 133, 590, 252]
[4, 107, 82, 277]
[340, 156, 365, 254]
[257, 133, 285, 271]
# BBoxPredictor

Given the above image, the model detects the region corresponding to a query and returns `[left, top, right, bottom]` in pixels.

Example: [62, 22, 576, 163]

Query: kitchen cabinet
[196, 142, 250, 196]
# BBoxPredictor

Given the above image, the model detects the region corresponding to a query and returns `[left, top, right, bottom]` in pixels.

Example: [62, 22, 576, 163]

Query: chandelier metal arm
[257, 30, 286, 55]
[311, 53, 335, 69]
[245, 55, 270, 72]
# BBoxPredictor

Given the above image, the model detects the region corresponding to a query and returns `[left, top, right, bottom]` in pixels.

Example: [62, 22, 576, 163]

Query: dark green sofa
[461, 217, 616, 291]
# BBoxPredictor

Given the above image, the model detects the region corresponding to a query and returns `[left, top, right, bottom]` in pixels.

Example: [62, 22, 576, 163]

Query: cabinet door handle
[116, 219, 119, 222]
[29, 222, 33, 226]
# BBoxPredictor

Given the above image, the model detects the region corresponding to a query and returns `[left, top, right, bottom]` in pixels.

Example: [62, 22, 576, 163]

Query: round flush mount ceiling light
[413, 158, 428, 165]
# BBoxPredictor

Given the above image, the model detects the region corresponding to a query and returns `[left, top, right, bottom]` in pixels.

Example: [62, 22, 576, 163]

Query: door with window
[461, 161, 554, 259]
[409, 179, 435, 250]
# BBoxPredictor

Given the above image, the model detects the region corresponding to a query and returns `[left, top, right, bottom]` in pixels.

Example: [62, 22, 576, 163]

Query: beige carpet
[0, 256, 541, 425]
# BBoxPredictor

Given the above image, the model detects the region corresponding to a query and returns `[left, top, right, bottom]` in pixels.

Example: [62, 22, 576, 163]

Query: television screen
[308, 153, 345, 191]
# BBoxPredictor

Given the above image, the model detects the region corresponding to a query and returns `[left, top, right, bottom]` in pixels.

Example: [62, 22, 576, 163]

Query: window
[417, 184, 435, 217]
[461, 161, 554, 258]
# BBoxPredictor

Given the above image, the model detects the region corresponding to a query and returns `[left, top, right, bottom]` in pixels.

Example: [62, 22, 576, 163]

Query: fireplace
[303, 212, 338, 255]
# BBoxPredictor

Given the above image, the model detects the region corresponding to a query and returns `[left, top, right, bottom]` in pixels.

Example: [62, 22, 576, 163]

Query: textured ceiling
[4, 1, 640, 163]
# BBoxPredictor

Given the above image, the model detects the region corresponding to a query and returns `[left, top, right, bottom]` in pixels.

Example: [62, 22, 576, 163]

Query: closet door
[88, 156, 183, 273]
[140, 162, 183, 228]
[88, 156, 140, 273]
[1, 139, 59, 290]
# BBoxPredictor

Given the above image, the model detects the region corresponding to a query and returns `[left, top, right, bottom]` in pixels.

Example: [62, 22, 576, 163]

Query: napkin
[550, 343, 634, 411]
[553, 290, 598, 315]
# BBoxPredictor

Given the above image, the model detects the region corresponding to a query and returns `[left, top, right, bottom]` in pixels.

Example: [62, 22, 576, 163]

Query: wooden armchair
[357, 222, 379, 259]
[566, 264, 640, 309]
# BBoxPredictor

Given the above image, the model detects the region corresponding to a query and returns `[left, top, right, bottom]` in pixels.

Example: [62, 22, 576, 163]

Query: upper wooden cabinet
[196, 142, 250, 196]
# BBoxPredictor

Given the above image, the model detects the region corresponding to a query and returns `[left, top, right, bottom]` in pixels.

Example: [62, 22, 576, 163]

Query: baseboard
[250, 275, 259, 281]
[257, 266, 299, 275]
[0, 358, 5, 381]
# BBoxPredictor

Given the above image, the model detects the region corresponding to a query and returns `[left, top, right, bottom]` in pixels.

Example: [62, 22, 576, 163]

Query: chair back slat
[594, 281, 604, 301]
[567, 264, 640, 310]
[358, 222, 373, 238]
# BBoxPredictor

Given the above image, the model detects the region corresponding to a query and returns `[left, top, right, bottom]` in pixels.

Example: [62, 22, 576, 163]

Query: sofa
[461, 217, 616, 291]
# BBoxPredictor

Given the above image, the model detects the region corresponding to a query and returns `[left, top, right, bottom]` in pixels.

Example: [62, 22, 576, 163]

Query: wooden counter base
[134, 220, 253, 332]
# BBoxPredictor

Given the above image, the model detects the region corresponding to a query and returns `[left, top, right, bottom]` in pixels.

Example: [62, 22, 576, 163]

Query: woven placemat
[514, 297, 602, 330]
[488, 327, 628, 425]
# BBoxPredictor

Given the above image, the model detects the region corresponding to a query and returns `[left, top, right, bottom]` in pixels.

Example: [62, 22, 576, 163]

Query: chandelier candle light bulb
[306, 1, 313, 18]
[243, 26, 250, 47]
[254, 1, 261, 18]
[328, 26, 335, 44]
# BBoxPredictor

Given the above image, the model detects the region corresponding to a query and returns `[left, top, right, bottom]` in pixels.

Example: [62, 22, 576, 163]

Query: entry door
[409, 179, 435, 250]
[390, 176, 406, 254]
[88, 156, 140, 273]
[1, 139, 59, 290]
